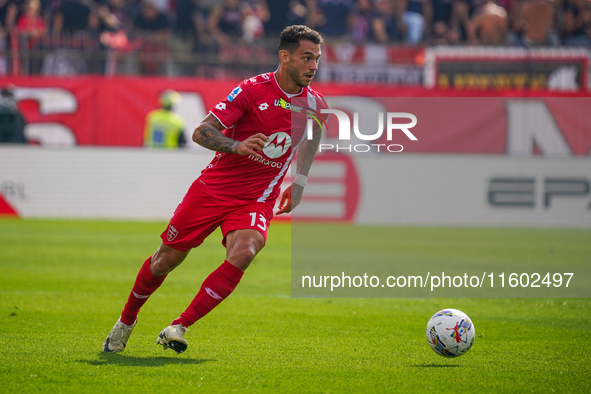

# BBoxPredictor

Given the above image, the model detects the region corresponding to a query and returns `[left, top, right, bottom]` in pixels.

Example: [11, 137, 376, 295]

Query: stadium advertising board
[425, 47, 590, 92]
[318, 44, 424, 85]
[1, 77, 589, 155]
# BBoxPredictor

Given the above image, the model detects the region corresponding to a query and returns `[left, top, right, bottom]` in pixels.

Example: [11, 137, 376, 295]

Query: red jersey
[197, 72, 328, 205]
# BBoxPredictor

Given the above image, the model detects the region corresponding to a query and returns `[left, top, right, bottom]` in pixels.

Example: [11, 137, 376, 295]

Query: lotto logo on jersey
[263, 132, 292, 159]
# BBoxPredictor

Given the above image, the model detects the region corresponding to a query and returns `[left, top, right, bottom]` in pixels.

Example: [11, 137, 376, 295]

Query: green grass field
[1, 218, 590, 393]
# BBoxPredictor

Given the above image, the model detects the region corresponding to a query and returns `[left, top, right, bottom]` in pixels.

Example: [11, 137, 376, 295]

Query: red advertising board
[1, 76, 590, 156]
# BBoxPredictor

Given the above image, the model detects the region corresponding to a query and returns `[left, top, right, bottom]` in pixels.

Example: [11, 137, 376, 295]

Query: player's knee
[228, 243, 262, 270]
[150, 247, 187, 276]
[150, 254, 172, 276]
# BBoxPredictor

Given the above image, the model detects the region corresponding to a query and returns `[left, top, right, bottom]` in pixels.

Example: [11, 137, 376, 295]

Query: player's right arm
[192, 114, 268, 159]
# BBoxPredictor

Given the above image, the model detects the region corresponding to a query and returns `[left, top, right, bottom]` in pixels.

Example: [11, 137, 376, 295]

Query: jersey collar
[273, 72, 303, 99]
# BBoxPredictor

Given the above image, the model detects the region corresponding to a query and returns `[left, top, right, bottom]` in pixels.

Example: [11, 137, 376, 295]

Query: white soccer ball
[426, 308, 475, 358]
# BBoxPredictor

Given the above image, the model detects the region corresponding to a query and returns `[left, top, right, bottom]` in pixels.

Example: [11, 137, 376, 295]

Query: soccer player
[103, 25, 327, 354]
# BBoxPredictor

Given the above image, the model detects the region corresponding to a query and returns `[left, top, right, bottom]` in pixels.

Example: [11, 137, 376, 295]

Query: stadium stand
[0, 0, 589, 82]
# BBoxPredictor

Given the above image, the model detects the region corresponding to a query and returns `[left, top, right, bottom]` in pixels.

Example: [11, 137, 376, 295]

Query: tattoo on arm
[194, 123, 239, 153]
[296, 128, 322, 176]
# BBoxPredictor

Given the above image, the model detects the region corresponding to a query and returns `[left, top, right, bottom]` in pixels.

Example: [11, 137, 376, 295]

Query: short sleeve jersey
[197, 72, 328, 205]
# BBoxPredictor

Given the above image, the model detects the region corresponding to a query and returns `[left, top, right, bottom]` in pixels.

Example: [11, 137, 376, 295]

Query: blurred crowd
[1, 0, 590, 47]
[1, 0, 590, 75]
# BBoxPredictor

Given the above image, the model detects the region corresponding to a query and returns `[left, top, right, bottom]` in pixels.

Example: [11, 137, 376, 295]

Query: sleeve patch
[226, 86, 243, 102]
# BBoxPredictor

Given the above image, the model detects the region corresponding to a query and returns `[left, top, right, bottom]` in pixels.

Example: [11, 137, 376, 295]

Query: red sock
[120, 256, 167, 326]
[172, 260, 244, 328]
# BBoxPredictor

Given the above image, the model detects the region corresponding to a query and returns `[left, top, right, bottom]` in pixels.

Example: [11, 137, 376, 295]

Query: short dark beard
[287, 63, 308, 88]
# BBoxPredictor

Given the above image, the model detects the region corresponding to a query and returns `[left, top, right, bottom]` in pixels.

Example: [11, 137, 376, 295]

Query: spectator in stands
[562, 0, 591, 46]
[371, 0, 399, 43]
[349, 0, 398, 43]
[133, 0, 170, 74]
[242, 1, 268, 43]
[147, 0, 170, 14]
[400, 0, 431, 44]
[170, 0, 207, 75]
[0, 0, 19, 74]
[208, 0, 245, 44]
[430, 0, 454, 44]
[287, 0, 311, 29]
[469, 0, 508, 44]
[265, 1, 311, 37]
[143, 89, 186, 149]
[0, 85, 27, 144]
[315, 0, 355, 38]
[16, 0, 47, 43]
[15, 0, 46, 73]
[51, 0, 93, 36]
[514, 0, 558, 46]
[583, 1, 591, 46]
[98, 0, 134, 33]
[208, 0, 268, 44]
[172, 0, 203, 42]
[448, 0, 471, 43]
[1, 0, 19, 33]
[575, 0, 591, 46]
[351, 0, 375, 43]
[134, 0, 169, 34]
[265, 0, 290, 35]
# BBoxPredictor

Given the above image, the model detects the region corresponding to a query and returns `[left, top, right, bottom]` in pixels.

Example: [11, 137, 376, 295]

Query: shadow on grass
[81, 353, 216, 367]
[411, 364, 460, 368]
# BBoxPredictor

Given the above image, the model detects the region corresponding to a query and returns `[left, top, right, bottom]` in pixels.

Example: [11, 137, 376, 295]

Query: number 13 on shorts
[249, 212, 267, 231]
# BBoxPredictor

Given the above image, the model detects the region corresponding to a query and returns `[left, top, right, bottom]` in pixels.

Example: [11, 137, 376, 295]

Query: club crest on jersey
[263, 132, 292, 159]
[226, 86, 242, 102]
[167, 225, 178, 242]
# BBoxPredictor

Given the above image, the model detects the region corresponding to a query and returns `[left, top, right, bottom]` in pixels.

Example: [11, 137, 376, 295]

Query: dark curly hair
[278, 25, 324, 53]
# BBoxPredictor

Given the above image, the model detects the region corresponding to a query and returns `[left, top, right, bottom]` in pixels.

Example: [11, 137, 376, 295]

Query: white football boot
[156, 324, 189, 354]
[103, 318, 137, 352]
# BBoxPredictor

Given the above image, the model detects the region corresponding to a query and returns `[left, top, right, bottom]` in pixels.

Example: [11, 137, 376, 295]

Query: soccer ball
[426, 308, 475, 358]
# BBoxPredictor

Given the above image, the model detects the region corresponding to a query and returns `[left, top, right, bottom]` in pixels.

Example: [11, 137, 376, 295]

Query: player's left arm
[276, 124, 322, 215]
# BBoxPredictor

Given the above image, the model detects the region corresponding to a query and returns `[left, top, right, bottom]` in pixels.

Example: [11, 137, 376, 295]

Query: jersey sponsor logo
[226, 86, 242, 102]
[274, 98, 327, 130]
[263, 131, 291, 158]
[249, 155, 284, 168]
[215, 102, 226, 110]
[205, 287, 223, 300]
[258, 102, 269, 111]
[167, 225, 178, 242]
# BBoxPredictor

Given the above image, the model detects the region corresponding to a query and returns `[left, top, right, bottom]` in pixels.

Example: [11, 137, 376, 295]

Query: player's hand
[235, 133, 268, 159]
[276, 184, 304, 215]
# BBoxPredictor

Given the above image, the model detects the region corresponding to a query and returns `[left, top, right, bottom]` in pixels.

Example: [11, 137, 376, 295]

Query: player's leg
[103, 244, 189, 353]
[104, 180, 216, 353]
[158, 230, 265, 353]
[158, 204, 271, 354]
[120, 244, 189, 324]
[172, 229, 264, 325]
